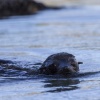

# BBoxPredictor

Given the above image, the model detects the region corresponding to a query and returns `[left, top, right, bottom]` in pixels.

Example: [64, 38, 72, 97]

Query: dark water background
[0, 1, 100, 100]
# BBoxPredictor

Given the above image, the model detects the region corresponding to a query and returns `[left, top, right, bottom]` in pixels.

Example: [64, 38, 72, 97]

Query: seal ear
[78, 62, 83, 64]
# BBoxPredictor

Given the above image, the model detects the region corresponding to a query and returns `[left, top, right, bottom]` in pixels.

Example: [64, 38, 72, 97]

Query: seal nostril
[71, 63, 79, 72]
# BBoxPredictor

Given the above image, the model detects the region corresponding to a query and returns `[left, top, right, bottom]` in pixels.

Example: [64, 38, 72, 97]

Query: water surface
[0, 1, 100, 100]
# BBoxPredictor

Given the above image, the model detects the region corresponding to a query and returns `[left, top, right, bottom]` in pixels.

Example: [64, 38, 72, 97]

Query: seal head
[39, 52, 82, 75]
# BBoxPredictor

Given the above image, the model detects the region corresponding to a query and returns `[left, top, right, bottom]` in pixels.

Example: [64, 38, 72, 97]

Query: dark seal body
[39, 52, 82, 75]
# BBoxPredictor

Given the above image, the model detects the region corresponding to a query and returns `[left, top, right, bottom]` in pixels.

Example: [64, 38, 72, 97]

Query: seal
[39, 52, 83, 75]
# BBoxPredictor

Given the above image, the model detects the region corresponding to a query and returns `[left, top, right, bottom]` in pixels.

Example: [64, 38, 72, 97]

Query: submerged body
[39, 52, 82, 75]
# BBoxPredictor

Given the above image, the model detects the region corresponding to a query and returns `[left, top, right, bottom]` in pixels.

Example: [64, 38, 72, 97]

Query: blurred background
[37, 0, 100, 5]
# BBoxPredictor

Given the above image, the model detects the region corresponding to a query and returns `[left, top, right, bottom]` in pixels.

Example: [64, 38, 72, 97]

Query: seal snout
[58, 64, 78, 75]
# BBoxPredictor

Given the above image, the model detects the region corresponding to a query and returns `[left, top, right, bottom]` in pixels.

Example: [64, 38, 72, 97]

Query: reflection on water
[0, 77, 28, 85]
[43, 79, 80, 92]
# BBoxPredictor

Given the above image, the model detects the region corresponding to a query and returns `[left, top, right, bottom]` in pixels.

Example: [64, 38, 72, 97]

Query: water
[0, 1, 100, 100]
